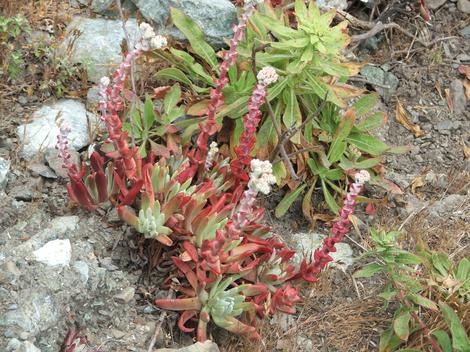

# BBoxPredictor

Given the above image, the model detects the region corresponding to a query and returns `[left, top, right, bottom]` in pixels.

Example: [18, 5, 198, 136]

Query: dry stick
[147, 291, 174, 352]
[250, 43, 300, 181]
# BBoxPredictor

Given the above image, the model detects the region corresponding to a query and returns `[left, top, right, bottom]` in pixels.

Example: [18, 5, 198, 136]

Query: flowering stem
[196, 5, 256, 156]
[298, 171, 370, 282]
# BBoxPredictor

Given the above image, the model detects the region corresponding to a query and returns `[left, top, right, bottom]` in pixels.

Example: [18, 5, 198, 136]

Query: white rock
[32, 239, 72, 267]
[0, 157, 10, 188]
[290, 232, 354, 271]
[16, 100, 98, 160]
[316, 0, 348, 10]
[19, 341, 41, 352]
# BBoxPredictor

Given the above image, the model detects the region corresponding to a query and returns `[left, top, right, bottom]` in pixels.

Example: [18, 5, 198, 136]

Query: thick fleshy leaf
[155, 297, 201, 311]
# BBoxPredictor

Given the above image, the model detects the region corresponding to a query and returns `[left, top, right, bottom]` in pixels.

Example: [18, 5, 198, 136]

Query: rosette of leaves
[354, 229, 470, 352]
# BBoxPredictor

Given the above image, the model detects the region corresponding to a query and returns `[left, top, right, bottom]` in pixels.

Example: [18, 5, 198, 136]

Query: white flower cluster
[354, 170, 370, 184]
[257, 66, 279, 86]
[249, 159, 276, 195]
[100, 76, 110, 88]
[205, 141, 219, 170]
[139, 22, 167, 50]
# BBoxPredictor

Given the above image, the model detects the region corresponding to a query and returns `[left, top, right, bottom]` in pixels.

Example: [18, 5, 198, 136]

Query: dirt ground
[0, 1, 469, 351]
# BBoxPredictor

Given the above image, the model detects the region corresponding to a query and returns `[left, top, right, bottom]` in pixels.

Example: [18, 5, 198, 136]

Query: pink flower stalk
[56, 127, 78, 176]
[231, 67, 278, 181]
[98, 23, 167, 179]
[296, 170, 371, 282]
[196, 5, 257, 154]
[232, 159, 276, 230]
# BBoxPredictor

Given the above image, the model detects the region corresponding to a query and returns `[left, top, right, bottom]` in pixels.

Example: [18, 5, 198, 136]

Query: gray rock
[460, 26, 470, 38]
[0, 290, 59, 336]
[155, 341, 220, 352]
[19, 341, 41, 352]
[76, 0, 114, 12]
[86, 86, 101, 109]
[8, 178, 43, 201]
[32, 239, 72, 267]
[449, 79, 467, 114]
[426, 0, 447, 9]
[16, 100, 98, 160]
[113, 287, 135, 303]
[316, 0, 348, 9]
[457, 0, 470, 13]
[6, 338, 22, 351]
[429, 194, 467, 218]
[60, 17, 141, 82]
[131, 0, 237, 48]
[289, 232, 354, 271]
[296, 336, 314, 352]
[50, 216, 80, 233]
[28, 163, 57, 179]
[435, 120, 453, 131]
[73, 260, 90, 284]
[0, 261, 21, 285]
[0, 157, 10, 188]
[360, 65, 399, 102]
[45, 148, 80, 179]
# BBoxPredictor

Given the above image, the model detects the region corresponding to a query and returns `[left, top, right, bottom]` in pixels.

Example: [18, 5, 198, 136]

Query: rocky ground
[0, 0, 469, 351]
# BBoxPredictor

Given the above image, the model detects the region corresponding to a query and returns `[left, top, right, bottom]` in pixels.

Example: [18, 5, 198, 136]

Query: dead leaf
[153, 86, 171, 99]
[411, 176, 424, 195]
[463, 79, 470, 101]
[458, 65, 470, 80]
[444, 88, 453, 113]
[463, 139, 470, 160]
[435, 81, 444, 100]
[395, 100, 425, 137]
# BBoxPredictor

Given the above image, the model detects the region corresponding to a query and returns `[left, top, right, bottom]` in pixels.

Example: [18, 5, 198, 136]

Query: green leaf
[456, 258, 470, 281]
[328, 111, 355, 163]
[272, 161, 287, 185]
[275, 184, 307, 218]
[393, 309, 411, 341]
[155, 68, 194, 87]
[347, 133, 389, 156]
[432, 253, 452, 277]
[143, 96, 156, 131]
[379, 328, 403, 352]
[395, 252, 422, 265]
[354, 263, 384, 278]
[170, 8, 218, 69]
[321, 179, 339, 214]
[406, 293, 438, 311]
[339, 157, 382, 170]
[353, 94, 379, 117]
[439, 301, 470, 352]
[163, 84, 181, 113]
[356, 112, 386, 131]
[282, 87, 299, 129]
[432, 330, 452, 352]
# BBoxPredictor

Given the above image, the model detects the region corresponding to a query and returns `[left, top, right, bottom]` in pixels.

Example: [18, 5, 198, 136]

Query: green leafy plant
[152, 2, 404, 220]
[355, 229, 470, 352]
[0, 14, 30, 80]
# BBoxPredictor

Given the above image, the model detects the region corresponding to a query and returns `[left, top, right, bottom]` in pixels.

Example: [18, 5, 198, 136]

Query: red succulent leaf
[155, 297, 201, 311]
[90, 152, 104, 172]
[173, 256, 199, 292]
[68, 176, 96, 211]
[178, 310, 197, 333]
[94, 170, 108, 203]
[119, 179, 144, 205]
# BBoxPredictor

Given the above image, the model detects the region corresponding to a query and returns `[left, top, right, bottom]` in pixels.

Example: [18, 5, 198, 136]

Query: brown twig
[250, 43, 300, 181]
